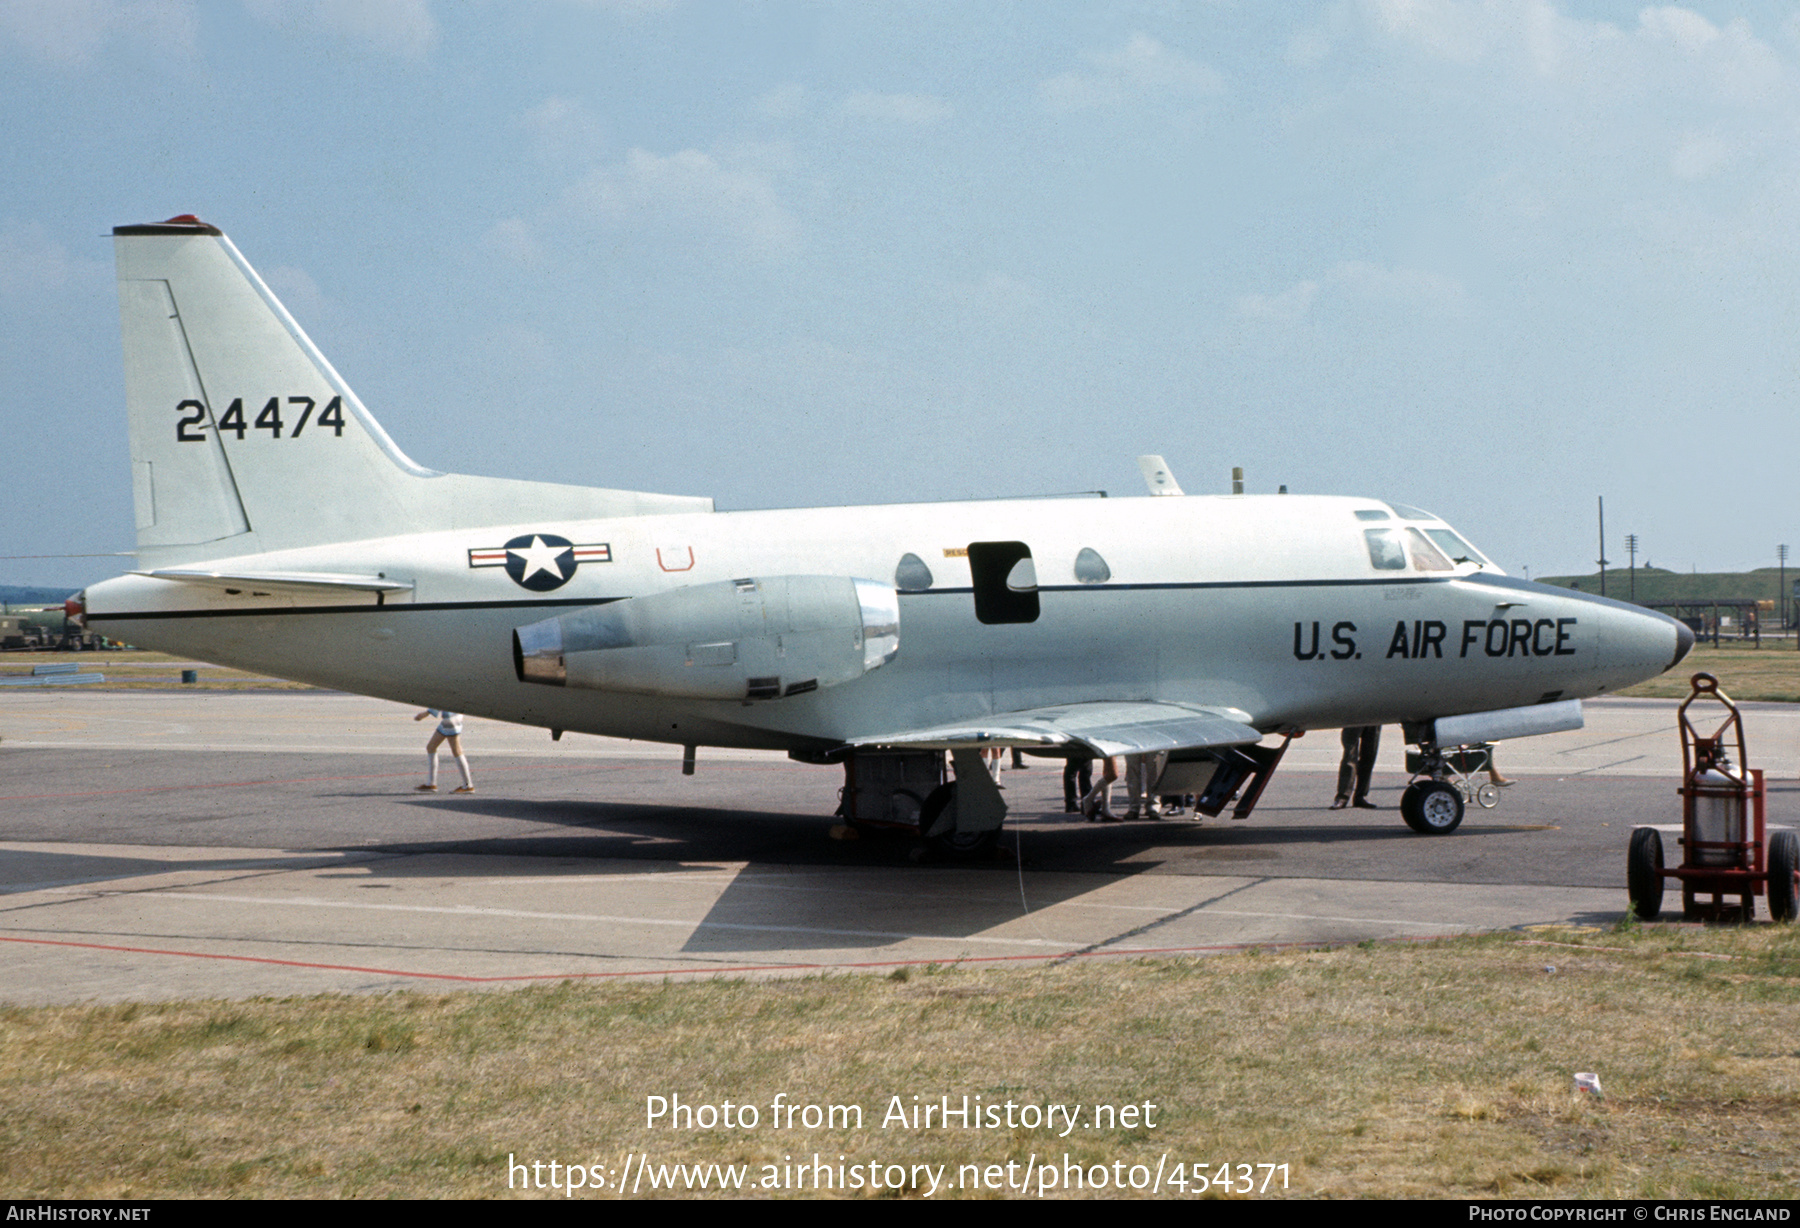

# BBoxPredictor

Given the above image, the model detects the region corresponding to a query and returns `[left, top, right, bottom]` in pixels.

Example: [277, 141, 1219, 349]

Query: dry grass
[2, 926, 1797, 1199]
[1618, 641, 1800, 703]
[0, 651, 317, 691]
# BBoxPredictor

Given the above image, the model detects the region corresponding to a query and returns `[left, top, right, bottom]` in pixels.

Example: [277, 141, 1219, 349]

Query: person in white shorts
[414, 709, 474, 793]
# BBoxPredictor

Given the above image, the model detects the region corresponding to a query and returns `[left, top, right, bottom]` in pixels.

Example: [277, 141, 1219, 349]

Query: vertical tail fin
[114, 216, 709, 566]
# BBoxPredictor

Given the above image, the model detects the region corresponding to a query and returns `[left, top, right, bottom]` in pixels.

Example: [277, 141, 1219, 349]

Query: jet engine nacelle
[512, 575, 899, 701]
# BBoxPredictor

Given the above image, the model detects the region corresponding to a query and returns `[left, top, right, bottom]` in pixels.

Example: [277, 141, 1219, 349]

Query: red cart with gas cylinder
[1627, 673, 1797, 922]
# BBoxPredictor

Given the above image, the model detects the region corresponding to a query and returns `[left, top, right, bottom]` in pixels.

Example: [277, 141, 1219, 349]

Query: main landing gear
[918, 780, 1002, 858]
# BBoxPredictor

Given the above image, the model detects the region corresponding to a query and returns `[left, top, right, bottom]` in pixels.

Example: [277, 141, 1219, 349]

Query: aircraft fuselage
[85, 492, 1685, 754]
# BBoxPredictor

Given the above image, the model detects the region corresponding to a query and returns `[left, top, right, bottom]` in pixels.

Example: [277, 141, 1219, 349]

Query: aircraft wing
[851, 701, 1264, 758]
[132, 568, 415, 597]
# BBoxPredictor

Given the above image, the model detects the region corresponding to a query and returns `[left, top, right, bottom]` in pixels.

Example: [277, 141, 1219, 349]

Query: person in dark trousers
[1332, 725, 1381, 809]
[1063, 752, 1094, 813]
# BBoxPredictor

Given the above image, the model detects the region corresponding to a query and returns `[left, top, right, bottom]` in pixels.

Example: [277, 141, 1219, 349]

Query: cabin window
[968, 541, 1040, 624]
[1424, 529, 1490, 569]
[1073, 546, 1111, 584]
[894, 552, 934, 592]
[1405, 528, 1454, 572]
[1364, 528, 1407, 571]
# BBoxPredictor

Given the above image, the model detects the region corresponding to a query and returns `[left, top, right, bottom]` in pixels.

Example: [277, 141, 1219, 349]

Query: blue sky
[3, 1, 1798, 590]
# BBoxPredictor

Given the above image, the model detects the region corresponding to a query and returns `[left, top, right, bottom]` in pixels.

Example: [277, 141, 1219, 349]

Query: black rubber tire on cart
[1626, 827, 1665, 922]
[1401, 780, 1464, 835]
[1768, 830, 1799, 923]
[918, 781, 1000, 859]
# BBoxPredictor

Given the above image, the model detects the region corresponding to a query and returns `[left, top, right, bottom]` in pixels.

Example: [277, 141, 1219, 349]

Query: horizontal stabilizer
[852, 700, 1263, 757]
[133, 568, 415, 596]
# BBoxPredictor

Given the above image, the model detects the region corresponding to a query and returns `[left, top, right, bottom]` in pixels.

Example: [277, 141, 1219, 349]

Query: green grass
[1617, 640, 1800, 702]
[0, 650, 318, 691]
[3, 927, 1797, 1199]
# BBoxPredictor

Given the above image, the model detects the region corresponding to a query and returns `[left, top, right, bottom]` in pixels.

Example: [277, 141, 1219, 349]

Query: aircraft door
[967, 541, 1039, 624]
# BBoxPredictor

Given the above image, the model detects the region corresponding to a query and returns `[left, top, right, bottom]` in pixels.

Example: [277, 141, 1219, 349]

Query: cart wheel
[1768, 830, 1799, 923]
[1626, 827, 1664, 921]
[1474, 782, 1499, 809]
[1402, 780, 1464, 834]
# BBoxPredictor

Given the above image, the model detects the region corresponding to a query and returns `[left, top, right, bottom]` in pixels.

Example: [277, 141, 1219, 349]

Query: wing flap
[851, 700, 1264, 757]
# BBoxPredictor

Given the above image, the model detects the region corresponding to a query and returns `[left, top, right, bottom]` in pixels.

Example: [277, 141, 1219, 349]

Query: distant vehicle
[76, 217, 1691, 851]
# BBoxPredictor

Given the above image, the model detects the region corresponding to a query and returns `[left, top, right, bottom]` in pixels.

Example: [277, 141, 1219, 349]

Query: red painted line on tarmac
[0, 931, 1466, 986]
[0, 760, 805, 803]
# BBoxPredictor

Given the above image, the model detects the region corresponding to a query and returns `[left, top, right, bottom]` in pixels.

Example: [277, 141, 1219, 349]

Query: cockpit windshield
[1360, 509, 1500, 574]
[1423, 528, 1492, 569]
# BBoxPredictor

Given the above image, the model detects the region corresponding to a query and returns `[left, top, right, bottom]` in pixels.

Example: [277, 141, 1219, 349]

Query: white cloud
[245, 0, 436, 60]
[560, 0, 677, 15]
[485, 218, 544, 267]
[0, 0, 194, 66]
[842, 91, 953, 125]
[1039, 33, 1223, 112]
[1367, 0, 1786, 102]
[522, 96, 609, 163]
[565, 146, 799, 259]
[264, 265, 331, 325]
[1236, 279, 1320, 323]
[1332, 260, 1466, 310]
[0, 221, 107, 296]
[755, 82, 807, 120]
[1287, 26, 1334, 68]
[1669, 129, 1737, 181]
[1238, 261, 1464, 322]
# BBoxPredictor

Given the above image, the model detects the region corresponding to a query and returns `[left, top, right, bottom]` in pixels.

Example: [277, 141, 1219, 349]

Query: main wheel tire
[1768, 830, 1799, 923]
[1403, 780, 1464, 834]
[1399, 782, 1424, 829]
[887, 787, 927, 829]
[1627, 827, 1665, 921]
[918, 782, 1000, 859]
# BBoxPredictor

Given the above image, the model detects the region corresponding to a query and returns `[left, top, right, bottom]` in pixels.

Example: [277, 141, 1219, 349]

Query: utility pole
[1780, 544, 1789, 639]
[1596, 497, 1608, 598]
[1625, 533, 1638, 603]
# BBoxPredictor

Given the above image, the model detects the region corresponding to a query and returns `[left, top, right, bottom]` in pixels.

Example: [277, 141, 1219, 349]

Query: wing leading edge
[850, 700, 1264, 758]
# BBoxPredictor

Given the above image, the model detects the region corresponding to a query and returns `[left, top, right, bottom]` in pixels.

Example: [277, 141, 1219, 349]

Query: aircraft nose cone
[1671, 618, 1696, 670]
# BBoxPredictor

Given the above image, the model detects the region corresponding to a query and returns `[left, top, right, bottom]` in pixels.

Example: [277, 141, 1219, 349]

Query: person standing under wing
[1331, 725, 1380, 810]
[415, 709, 474, 793]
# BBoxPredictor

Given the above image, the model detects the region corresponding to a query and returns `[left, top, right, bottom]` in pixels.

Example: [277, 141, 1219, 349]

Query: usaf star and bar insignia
[468, 534, 611, 592]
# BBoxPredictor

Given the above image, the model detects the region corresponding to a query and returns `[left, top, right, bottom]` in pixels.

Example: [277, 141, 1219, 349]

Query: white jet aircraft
[77, 216, 1693, 853]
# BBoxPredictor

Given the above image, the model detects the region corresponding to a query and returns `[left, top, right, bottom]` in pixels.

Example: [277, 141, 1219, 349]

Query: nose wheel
[1401, 780, 1465, 834]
